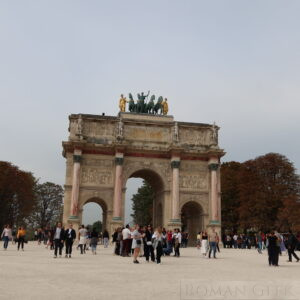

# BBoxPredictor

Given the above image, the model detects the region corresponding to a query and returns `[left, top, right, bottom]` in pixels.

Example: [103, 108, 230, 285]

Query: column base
[68, 215, 79, 221]
[209, 220, 220, 225]
[168, 219, 182, 230]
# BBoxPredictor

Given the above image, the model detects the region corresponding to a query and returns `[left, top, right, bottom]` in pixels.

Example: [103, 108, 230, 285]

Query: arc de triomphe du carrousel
[62, 94, 225, 240]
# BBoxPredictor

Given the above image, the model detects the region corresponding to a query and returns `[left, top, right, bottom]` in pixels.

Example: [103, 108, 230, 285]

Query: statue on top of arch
[118, 92, 169, 115]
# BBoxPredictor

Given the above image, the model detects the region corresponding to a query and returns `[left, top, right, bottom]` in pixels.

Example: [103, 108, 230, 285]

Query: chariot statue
[118, 92, 169, 115]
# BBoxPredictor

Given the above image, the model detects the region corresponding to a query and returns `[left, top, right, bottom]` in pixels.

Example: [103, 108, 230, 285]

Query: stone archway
[62, 112, 225, 235]
[181, 201, 203, 246]
[124, 167, 165, 227]
[81, 197, 108, 230]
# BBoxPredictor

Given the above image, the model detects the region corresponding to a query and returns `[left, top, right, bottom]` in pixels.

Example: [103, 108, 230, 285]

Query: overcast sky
[1, 1, 299, 225]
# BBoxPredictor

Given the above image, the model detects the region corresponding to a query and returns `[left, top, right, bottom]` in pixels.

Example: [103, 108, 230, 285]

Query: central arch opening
[124, 168, 165, 228]
[82, 198, 108, 231]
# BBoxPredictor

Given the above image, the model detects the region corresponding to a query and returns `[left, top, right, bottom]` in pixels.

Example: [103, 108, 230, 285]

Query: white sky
[1, 1, 299, 225]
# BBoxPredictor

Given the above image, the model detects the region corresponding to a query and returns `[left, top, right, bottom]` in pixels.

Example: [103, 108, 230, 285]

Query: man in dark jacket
[144, 225, 155, 262]
[53, 222, 65, 258]
[65, 223, 76, 258]
[287, 230, 299, 262]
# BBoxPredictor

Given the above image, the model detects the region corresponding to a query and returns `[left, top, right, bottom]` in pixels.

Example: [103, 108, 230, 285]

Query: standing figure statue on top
[119, 94, 127, 112]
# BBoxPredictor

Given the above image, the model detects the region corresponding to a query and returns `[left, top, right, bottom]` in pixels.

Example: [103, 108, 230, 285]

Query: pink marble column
[171, 158, 180, 222]
[70, 149, 82, 217]
[208, 158, 219, 224]
[112, 153, 123, 221]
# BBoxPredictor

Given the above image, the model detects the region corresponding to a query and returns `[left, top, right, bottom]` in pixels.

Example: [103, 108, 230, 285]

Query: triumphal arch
[62, 100, 225, 240]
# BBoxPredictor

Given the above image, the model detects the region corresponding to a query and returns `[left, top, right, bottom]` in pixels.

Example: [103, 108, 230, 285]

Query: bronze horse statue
[153, 96, 163, 114]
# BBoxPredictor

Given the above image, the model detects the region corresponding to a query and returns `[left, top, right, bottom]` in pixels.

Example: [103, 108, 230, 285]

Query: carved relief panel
[124, 125, 171, 143]
[179, 127, 213, 146]
[179, 161, 208, 191]
[80, 158, 114, 187]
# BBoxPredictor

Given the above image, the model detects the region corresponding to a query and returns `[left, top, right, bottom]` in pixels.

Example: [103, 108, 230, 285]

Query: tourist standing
[17, 226, 26, 251]
[153, 227, 163, 264]
[256, 231, 263, 254]
[37, 228, 43, 245]
[53, 222, 65, 258]
[103, 230, 109, 248]
[233, 233, 238, 249]
[65, 223, 76, 258]
[286, 230, 300, 262]
[122, 225, 131, 256]
[78, 225, 87, 254]
[208, 227, 218, 259]
[196, 232, 201, 250]
[132, 224, 142, 264]
[144, 225, 155, 262]
[200, 231, 208, 257]
[173, 228, 182, 257]
[90, 228, 99, 255]
[1, 225, 12, 250]
[267, 231, 280, 266]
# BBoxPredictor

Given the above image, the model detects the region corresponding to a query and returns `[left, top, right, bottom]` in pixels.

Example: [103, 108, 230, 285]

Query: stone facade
[62, 112, 225, 239]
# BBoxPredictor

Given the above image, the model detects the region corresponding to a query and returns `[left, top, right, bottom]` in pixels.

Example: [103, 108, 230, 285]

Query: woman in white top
[1, 225, 12, 250]
[78, 225, 87, 254]
[200, 231, 209, 256]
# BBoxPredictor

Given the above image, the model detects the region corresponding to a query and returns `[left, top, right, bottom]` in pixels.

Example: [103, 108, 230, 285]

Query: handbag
[146, 241, 152, 246]
[136, 239, 142, 245]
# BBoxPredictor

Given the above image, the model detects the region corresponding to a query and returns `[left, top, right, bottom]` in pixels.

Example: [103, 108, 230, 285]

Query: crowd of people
[112, 225, 183, 264]
[220, 230, 300, 266]
[2, 223, 300, 267]
[0, 223, 110, 258]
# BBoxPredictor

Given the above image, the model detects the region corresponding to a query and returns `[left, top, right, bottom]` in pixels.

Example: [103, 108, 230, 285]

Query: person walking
[17, 226, 26, 251]
[65, 223, 76, 258]
[90, 228, 99, 255]
[153, 227, 164, 264]
[200, 231, 208, 257]
[1, 225, 12, 250]
[78, 225, 87, 254]
[208, 227, 218, 259]
[144, 225, 155, 262]
[132, 224, 142, 264]
[53, 222, 65, 258]
[286, 230, 300, 262]
[103, 230, 109, 248]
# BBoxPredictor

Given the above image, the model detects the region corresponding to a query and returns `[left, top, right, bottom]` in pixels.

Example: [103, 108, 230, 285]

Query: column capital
[208, 163, 219, 171]
[171, 160, 180, 169]
[73, 155, 82, 163]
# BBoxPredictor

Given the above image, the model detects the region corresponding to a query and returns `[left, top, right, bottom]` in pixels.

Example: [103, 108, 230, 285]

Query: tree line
[0, 161, 63, 231]
[221, 153, 300, 232]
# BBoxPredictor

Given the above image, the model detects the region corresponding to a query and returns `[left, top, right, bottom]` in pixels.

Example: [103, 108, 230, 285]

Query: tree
[221, 153, 300, 232]
[0, 161, 36, 229]
[221, 162, 242, 232]
[131, 181, 154, 226]
[238, 153, 300, 231]
[92, 221, 102, 233]
[28, 182, 64, 228]
[277, 195, 300, 232]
